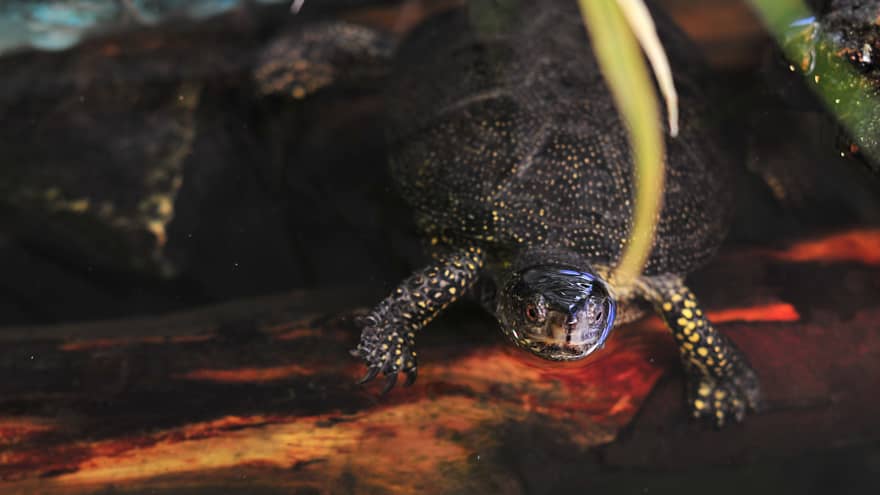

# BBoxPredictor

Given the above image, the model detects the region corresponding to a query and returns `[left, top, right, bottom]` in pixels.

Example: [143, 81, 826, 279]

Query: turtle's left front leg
[641, 276, 761, 427]
[354, 246, 485, 392]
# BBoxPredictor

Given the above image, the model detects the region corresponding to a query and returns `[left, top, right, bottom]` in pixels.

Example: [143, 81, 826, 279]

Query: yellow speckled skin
[355, 247, 486, 390]
[640, 276, 761, 426]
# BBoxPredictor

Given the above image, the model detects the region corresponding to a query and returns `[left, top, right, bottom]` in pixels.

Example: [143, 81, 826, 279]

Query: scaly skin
[640, 276, 761, 426]
[354, 246, 486, 391]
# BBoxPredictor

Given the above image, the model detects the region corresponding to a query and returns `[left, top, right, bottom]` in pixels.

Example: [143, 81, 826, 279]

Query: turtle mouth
[522, 307, 614, 361]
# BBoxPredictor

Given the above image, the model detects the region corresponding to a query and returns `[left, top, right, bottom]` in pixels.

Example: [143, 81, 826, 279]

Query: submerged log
[0, 229, 879, 494]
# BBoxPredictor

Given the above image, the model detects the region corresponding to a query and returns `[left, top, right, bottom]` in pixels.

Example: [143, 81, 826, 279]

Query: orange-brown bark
[1, 228, 879, 494]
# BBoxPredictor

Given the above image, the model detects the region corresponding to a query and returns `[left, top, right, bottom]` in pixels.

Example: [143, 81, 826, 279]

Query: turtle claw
[404, 368, 418, 387]
[381, 373, 398, 395]
[353, 312, 419, 394]
[355, 314, 378, 327]
[687, 368, 761, 428]
[358, 366, 380, 385]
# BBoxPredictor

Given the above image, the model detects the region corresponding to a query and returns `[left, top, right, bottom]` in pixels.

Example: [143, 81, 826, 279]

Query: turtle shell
[384, 0, 732, 276]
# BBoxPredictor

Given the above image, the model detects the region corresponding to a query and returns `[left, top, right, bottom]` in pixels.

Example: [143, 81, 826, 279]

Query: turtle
[256, 0, 761, 427]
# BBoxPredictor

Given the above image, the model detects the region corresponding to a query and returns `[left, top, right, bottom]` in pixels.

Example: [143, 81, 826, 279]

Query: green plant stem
[577, 0, 666, 287]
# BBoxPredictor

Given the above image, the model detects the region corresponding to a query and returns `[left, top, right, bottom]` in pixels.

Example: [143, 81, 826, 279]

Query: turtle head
[496, 265, 616, 361]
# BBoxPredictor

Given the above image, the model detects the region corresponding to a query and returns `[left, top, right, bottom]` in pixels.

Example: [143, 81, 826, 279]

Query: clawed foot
[352, 313, 418, 393]
[687, 368, 761, 428]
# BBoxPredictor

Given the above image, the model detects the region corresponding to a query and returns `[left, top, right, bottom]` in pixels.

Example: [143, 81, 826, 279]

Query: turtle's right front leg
[640, 276, 761, 427]
[354, 246, 485, 392]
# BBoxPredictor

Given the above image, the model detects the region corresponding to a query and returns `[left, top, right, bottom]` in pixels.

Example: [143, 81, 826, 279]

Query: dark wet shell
[384, 0, 731, 276]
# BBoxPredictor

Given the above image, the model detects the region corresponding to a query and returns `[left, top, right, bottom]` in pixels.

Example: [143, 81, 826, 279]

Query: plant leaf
[616, 0, 679, 137]
[577, 0, 666, 286]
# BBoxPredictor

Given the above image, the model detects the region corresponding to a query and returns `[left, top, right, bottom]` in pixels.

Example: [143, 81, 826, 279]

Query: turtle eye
[524, 303, 540, 321]
[592, 306, 604, 324]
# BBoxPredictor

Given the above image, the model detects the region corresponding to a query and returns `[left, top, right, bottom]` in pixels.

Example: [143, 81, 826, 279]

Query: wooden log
[1, 229, 879, 493]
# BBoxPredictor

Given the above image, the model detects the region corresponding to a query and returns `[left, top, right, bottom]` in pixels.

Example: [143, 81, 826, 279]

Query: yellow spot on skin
[697, 347, 709, 357]
[671, 294, 682, 303]
[682, 308, 693, 319]
[381, 344, 388, 350]
[706, 336, 714, 345]
[292, 86, 306, 99]
[688, 333, 700, 343]
[698, 384, 711, 397]
[395, 357, 402, 366]
[686, 322, 696, 331]
[662, 302, 672, 312]
[684, 299, 697, 308]
[696, 309, 703, 316]
[697, 320, 704, 327]
[448, 287, 457, 295]
[716, 410, 724, 419]
[714, 389, 727, 400]
[677, 318, 688, 327]
[694, 399, 706, 410]
[395, 349, 401, 355]
[684, 342, 694, 350]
